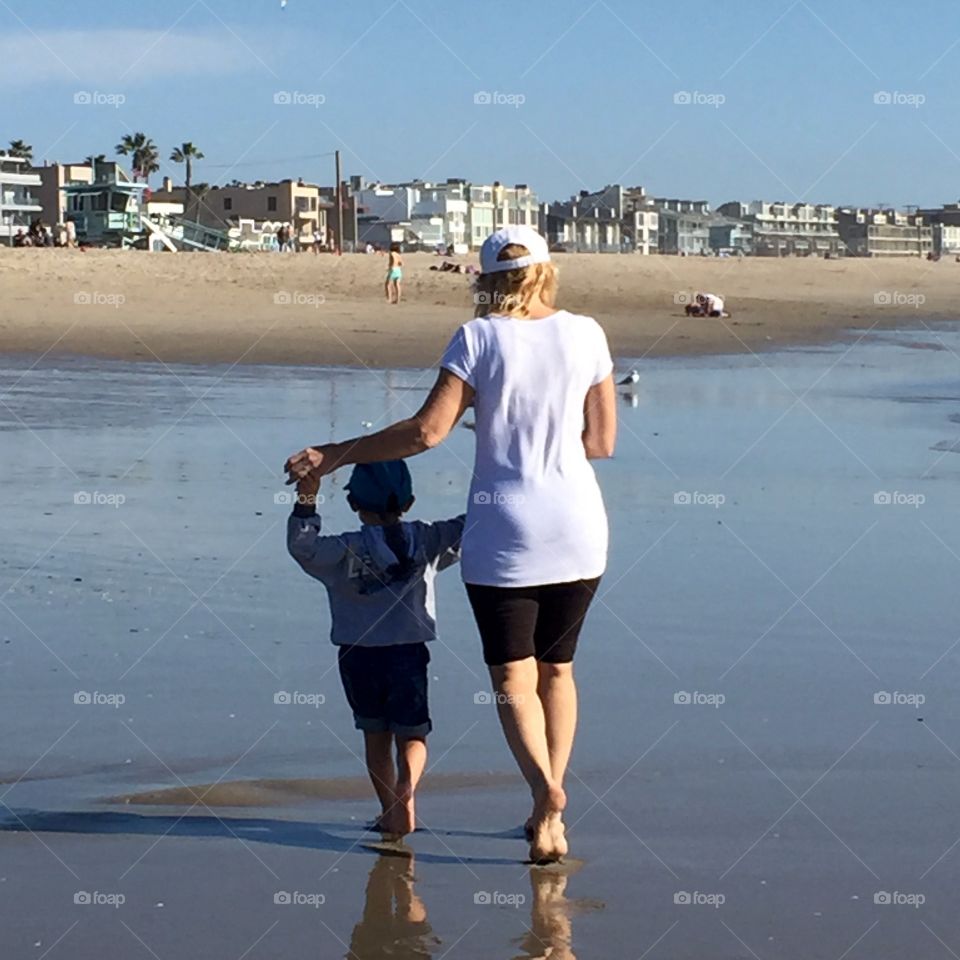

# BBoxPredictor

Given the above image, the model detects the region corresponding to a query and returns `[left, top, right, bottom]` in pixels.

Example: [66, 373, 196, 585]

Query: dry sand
[1, 248, 954, 368]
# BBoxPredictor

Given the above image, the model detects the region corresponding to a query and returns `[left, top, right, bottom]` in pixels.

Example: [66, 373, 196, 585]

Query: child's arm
[286, 476, 347, 578]
[425, 513, 466, 571]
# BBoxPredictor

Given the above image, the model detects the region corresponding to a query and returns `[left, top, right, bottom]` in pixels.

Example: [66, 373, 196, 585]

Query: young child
[287, 460, 464, 837]
[385, 243, 404, 304]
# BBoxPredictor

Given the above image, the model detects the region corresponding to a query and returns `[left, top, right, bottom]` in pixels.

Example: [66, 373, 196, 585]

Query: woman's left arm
[285, 369, 475, 481]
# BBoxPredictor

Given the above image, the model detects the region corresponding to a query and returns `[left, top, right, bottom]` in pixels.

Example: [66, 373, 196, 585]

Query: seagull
[618, 369, 640, 386]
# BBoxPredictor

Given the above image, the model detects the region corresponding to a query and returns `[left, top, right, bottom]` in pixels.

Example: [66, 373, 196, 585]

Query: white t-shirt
[441, 309, 614, 587]
[703, 293, 724, 314]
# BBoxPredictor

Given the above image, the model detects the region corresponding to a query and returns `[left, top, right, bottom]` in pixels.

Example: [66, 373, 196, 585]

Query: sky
[3, 0, 960, 208]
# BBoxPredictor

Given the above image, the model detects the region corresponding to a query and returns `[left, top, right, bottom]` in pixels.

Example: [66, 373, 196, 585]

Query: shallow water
[3, 327, 960, 958]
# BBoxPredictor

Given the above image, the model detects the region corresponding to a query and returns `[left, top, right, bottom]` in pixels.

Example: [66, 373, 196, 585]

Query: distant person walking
[285, 226, 617, 863]
[385, 243, 403, 304]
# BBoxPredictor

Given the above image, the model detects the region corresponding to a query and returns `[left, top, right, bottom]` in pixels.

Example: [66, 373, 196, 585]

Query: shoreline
[1, 250, 953, 369]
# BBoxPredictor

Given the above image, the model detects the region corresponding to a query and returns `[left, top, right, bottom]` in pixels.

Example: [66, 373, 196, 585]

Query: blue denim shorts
[337, 643, 431, 738]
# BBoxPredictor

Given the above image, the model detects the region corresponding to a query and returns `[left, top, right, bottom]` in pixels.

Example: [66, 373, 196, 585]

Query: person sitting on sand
[287, 460, 464, 838]
[685, 292, 730, 318]
[385, 243, 404, 304]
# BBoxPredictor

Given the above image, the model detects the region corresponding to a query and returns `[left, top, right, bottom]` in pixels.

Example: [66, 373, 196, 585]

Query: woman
[285, 226, 617, 862]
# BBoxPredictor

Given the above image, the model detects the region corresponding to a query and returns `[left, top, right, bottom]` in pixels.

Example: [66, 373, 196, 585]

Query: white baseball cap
[479, 226, 551, 274]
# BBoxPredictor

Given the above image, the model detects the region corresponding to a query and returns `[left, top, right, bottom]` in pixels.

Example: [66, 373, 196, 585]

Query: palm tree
[170, 142, 204, 192]
[115, 132, 160, 183]
[8, 139, 33, 161]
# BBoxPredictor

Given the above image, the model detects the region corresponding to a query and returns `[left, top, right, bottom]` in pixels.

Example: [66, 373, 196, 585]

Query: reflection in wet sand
[348, 851, 439, 960]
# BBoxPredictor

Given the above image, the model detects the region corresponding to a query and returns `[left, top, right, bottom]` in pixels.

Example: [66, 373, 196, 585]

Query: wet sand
[0, 248, 955, 368]
[3, 330, 960, 957]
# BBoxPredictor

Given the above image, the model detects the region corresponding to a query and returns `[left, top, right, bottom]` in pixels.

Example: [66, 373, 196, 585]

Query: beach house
[717, 201, 843, 257]
[151, 178, 329, 249]
[918, 203, 960, 257]
[353, 178, 469, 251]
[652, 198, 714, 255]
[0, 154, 42, 242]
[837, 208, 932, 257]
[62, 161, 146, 246]
[30, 162, 94, 226]
[542, 185, 658, 255]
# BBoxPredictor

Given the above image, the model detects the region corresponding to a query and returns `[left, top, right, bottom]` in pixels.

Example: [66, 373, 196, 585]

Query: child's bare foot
[390, 785, 417, 837]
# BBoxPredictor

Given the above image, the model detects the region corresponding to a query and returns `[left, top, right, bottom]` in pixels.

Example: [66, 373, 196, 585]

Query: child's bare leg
[364, 731, 397, 827]
[384, 279, 392, 302]
[391, 735, 426, 836]
[394, 280, 402, 304]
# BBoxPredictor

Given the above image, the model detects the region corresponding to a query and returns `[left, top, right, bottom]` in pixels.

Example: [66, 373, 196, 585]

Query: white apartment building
[0, 154, 42, 240]
[354, 179, 537, 251]
[717, 201, 843, 257]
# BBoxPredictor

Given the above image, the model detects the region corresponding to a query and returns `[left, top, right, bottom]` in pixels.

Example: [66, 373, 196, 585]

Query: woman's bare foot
[528, 782, 567, 862]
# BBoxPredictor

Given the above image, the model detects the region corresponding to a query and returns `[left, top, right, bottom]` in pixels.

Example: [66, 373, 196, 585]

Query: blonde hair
[473, 244, 558, 318]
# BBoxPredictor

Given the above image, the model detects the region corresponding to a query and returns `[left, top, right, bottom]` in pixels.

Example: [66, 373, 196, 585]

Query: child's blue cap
[345, 461, 413, 514]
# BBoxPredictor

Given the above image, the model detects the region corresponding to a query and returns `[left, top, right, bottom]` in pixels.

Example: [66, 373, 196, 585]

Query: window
[224, 197, 233, 211]
[267, 196, 277, 212]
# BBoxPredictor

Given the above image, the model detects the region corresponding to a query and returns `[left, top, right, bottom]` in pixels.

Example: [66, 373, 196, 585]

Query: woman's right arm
[582, 374, 616, 459]
[285, 369, 474, 481]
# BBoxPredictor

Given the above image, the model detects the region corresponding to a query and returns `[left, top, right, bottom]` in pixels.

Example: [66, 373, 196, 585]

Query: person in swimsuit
[386, 243, 404, 304]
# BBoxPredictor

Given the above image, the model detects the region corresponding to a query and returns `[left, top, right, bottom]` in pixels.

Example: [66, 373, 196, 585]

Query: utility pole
[335, 149, 344, 255]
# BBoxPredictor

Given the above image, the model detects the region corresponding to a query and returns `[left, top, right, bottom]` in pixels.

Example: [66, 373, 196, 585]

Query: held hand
[284, 446, 334, 484]
[295, 472, 321, 507]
